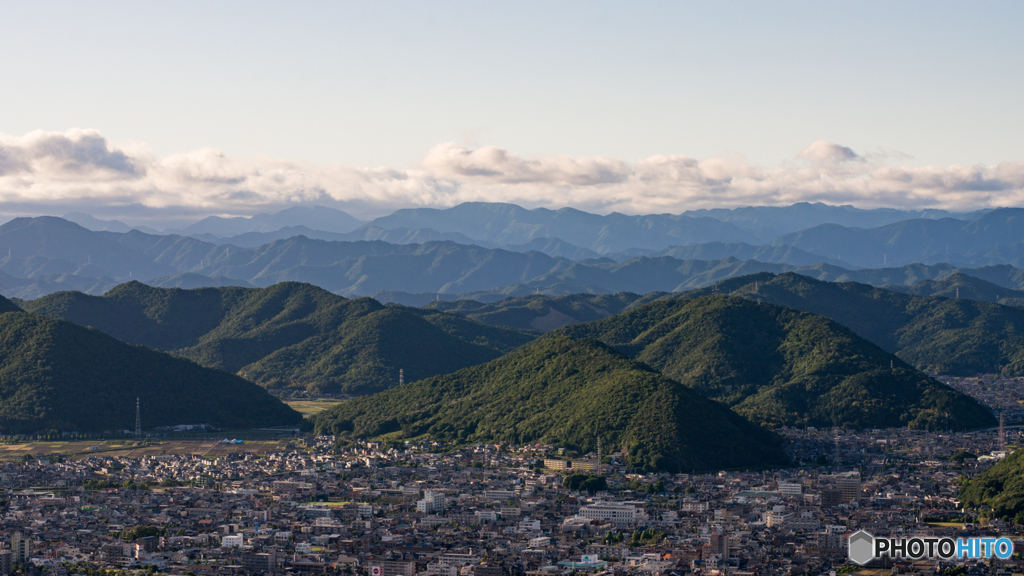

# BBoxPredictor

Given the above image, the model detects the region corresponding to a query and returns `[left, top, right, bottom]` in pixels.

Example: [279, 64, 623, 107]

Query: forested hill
[423, 292, 647, 332]
[0, 309, 301, 434]
[681, 272, 1024, 376]
[960, 449, 1024, 523]
[22, 281, 533, 395]
[311, 336, 789, 473]
[0, 294, 20, 314]
[556, 295, 994, 431]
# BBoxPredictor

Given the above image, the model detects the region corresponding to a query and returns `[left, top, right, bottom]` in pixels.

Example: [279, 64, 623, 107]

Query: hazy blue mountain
[366, 202, 758, 253]
[885, 273, 1024, 307]
[340, 226, 487, 246]
[190, 225, 484, 248]
[63, 213, 143, 233]
[503, 237, 601, 260]
[178, 205, 365, 236]
[144, 273, 256, 289]
[4, 216, 1024, 301]
[605, 242, 852, 267]
[0, 217, 177, 280]
[775, 208, 1024, 268]
[0, 269, 120, 301]
[684, 202, 987, 240]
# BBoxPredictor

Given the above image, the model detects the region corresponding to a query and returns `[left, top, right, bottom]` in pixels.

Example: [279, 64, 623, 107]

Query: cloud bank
[2, 129, 1023, 224]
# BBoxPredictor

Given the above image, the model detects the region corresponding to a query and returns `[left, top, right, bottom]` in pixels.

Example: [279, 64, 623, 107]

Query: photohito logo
[848, 531, 1014, 565]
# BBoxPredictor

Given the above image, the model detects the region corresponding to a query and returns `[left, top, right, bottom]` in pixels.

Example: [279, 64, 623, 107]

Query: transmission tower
[399, 369, 404, 386]
[999, 412, 1006, 451]
[135, 397, 141, 439]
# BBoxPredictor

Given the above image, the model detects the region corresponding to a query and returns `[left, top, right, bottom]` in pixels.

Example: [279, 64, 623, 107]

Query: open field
[285, 399, 344, 417]
[0, 439, 297, 462]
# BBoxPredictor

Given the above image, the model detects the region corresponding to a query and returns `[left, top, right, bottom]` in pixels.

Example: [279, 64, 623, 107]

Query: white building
[417, 490, 446, 514]
[484, 490, 515, 500]
[778, 482, 802, 497]
[518, 518, 541, 532]
[578, 502, 646, 525]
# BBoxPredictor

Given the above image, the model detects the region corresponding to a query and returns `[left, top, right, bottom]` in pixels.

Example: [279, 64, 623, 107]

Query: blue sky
[1, 1, 1023, 222]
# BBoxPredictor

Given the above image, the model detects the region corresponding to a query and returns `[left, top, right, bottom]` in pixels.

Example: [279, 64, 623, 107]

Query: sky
[2, 1, 1023, 226]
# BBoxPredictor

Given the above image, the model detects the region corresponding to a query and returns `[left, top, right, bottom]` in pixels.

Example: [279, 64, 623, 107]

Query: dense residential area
[0, 420, 1020, 576]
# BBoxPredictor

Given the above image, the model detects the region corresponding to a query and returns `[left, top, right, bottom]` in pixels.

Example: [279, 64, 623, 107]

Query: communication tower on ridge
[135, 397, 141, 439]
[399, 369, 404, 386]
[999, 411, 1006, 451]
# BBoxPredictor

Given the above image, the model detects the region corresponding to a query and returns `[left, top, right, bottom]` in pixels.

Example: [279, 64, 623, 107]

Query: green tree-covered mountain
[556, 296, 994, 430]
[23, 282, 533, 395]
[0, 305, 301, 433]
[311, 336, 789, 473]
[681, 272, 1024, 376]
[960, 449, 1024, 523]
[423, 293, 646, 332]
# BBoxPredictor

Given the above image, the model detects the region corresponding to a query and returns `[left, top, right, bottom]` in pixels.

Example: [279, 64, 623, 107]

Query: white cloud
[1, 129, 1022, 225]
[797, 140, 863, 164]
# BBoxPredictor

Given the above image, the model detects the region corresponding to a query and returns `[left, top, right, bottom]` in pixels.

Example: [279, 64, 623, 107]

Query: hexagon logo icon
[848, 530, 875, 565]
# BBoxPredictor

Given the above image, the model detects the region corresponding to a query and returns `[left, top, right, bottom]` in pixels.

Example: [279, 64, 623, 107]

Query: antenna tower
[1000, 411, 1006, 451]
[135, 397, 141, 439]
[399, 369, 404, 386]
[597, 437, 602, 474]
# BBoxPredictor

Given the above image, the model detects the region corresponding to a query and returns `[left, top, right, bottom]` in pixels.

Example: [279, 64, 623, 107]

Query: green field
[286, 399, 344, 417]
[0, 439, 295, 461]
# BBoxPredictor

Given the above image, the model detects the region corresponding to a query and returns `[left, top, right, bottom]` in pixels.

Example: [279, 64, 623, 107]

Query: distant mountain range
[176, 205, 366, 236]
[58, 201, 1004, 261]
[684, 204, 988, 241]
[887, 273, 1024, 306]
[774, 209, 1024, 268]
[3, 204, 1024, 302]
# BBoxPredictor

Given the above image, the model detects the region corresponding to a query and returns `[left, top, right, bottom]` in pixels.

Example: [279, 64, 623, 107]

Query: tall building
[0, 550, 12, 575]
[820, 489, 842, 507]
[11, 532, 30, 564]
[836, 472, 861, 504]
[707, 533, 730, 559]
[416, 490, 446, 513]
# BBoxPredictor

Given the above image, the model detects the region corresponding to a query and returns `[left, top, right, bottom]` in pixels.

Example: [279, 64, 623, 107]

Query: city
[1, 383, 1019, 576]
